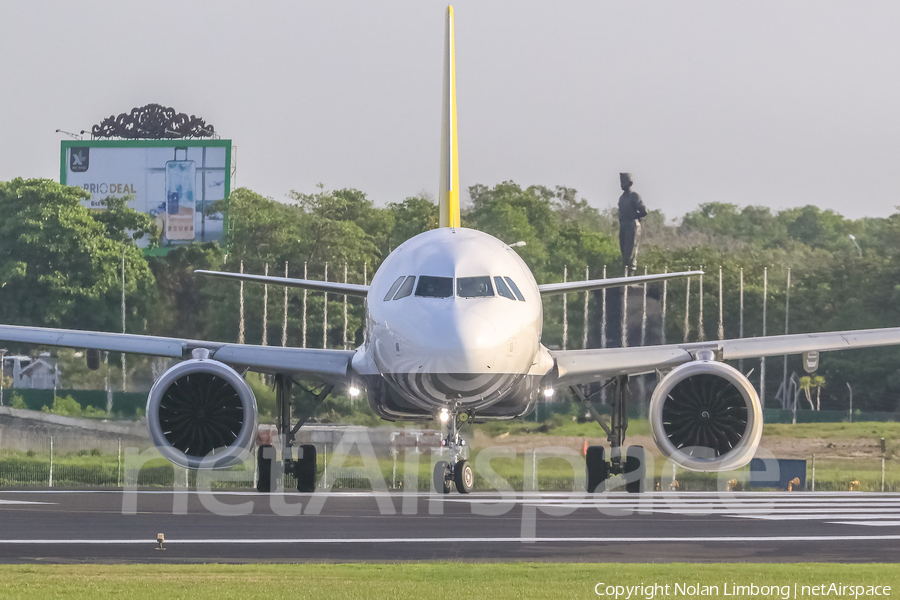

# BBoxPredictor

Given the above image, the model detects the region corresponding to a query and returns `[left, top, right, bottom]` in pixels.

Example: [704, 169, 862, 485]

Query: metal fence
[1, 423, 896, 492]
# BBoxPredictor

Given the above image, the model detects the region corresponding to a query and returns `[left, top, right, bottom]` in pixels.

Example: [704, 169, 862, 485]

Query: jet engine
[649, 360, 762, 472]
[146, 357, 257, 469]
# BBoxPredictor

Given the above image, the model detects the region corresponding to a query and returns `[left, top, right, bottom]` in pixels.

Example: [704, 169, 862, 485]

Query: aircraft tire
[625, 445, 647, 494]
[453, 459, 474, 494]
[434, 461, 452, 494]
[585, 446, 609, 493]
[296, 444, 317, 493]
[256, 444, 279, 493]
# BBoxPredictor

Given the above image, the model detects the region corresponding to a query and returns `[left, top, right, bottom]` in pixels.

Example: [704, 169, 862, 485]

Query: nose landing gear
[434, 408, 474, 494]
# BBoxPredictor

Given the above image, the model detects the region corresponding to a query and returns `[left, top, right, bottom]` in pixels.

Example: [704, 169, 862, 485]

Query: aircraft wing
[550, 326, 900, 386]
[195, 270, 369, 297]
[537, 270, 702, 296]
[0, 324, 355, 385]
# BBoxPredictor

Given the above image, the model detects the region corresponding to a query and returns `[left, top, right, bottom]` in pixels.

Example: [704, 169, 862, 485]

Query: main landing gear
[434, 408, 474, 494]
[257, 374, 334, 493]
[571, 374, 648, 494]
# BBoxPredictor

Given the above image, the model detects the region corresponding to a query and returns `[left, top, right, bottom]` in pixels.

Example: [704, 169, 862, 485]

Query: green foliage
[90, 194, 159, 246]
[289, 185, 381, 268]
[83, 405, 107, 417]
[244, 373, 275, 418]
[312, 393, 382, 427]
[386, 194, 437, 248]
[40, 395, 106, 418]
[762, 421, 900, 439]
[41, 395, 81, 416]
[8, 393, 26, 409]
[55, 348, 118, 390]
[146, 243, 225, 339]
[0, 178, 156, 331]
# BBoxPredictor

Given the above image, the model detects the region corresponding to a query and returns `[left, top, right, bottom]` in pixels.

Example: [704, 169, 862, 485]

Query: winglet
[439, 5, 461, 228]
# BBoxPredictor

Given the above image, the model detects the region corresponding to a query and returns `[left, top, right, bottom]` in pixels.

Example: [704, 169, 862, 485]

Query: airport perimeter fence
[1, 425, 898, 492]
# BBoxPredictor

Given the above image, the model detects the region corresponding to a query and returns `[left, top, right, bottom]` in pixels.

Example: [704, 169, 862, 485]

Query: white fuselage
[351, 228, 553, 421]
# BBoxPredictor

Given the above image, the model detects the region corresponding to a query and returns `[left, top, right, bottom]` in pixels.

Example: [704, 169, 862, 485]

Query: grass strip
[0, 563, 898, 600]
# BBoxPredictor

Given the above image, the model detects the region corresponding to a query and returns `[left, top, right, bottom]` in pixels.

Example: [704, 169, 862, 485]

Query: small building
[4, 354, 60, 390]
[2, 356, 31, 386]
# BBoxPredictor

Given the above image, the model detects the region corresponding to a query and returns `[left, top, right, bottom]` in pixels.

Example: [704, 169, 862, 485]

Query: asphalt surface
[0, 490, 898, 564]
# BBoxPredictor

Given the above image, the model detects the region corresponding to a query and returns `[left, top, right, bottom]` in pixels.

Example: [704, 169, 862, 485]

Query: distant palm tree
[799, 374, 827, 411]
[799, 376, 815, 410]
[812, 375, 826, 411]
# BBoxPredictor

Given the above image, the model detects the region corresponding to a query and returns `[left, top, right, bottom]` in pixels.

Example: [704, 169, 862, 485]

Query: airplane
[3, 6, 900, 495]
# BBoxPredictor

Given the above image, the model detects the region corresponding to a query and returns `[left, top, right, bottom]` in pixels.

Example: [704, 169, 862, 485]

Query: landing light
[543, 388, 555, 398]
[349, 386, 361, 397]
[439, 409, 450, 423]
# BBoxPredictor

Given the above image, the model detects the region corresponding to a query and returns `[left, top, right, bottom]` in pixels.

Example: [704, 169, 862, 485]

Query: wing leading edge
[537, 270, 702, 296]
[194, 270, 369, 297]
[0, 324, 354, 385]
[551, 326, 900, 386]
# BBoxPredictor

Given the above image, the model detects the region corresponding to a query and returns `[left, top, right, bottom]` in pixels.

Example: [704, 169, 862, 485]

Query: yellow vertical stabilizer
[439, 5, 461, 228]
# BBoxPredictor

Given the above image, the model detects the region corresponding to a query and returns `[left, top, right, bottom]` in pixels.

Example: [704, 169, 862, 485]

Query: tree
[204, 186, 379, 348]
[288, 185, 380, 271]
[782, 206, 849, 250]
[146, 243, 225, 339]
[91, 194, 159, 246]
[799, 376, 815, 410]
[552, 186, 605, 231]
[466, 182, 557, 280]
[217, 187, 302, 263]
[812, 375, 826, 411]
[0, 178, 156, 333]
[56, 348, 118, 390]
[387, 194, 437, 249]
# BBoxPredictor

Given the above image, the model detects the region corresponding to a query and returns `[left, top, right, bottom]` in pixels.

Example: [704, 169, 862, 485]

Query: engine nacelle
[146, 358, 257, 469]
[649, 360, 763, 472]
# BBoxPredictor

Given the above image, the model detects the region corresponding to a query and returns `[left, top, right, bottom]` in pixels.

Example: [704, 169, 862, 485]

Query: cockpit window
[494, 276, 516, 301]
[415, 276, 453, 298]
[393, 276, 416, 300]
[457, 276, 494, 298]
[504, 277, 526, 302]
[383, 276, 406, 301]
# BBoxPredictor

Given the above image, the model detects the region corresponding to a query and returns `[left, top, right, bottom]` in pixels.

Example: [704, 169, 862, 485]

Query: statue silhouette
[617, 173, 647, 274]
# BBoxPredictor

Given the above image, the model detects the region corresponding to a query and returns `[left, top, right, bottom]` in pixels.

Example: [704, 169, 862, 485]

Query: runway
[0, 490, 899, 563]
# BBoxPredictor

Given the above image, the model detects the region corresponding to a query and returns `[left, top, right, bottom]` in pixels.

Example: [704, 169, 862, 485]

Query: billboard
[60, 140, 232, 247]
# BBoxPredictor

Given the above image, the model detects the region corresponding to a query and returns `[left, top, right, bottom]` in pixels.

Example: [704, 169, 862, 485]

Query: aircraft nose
[414, 310, 494, 348]
[375, 300, 527, 376]
[391, 306, 500, 373]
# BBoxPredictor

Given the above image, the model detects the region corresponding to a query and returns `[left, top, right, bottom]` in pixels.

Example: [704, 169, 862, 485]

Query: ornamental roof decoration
[91, 104, 216, 139]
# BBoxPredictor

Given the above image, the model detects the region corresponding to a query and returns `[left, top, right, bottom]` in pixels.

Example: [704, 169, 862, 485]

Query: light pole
[848, 234, 862, 258]
[121, 245, 127, 394]
[0, 348, 7, 406]
[846, 382, 853, 423]
[783, 268, 791, 410]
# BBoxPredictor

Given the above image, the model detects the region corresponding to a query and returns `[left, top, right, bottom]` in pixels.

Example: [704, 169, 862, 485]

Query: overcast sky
[3, 1, 899, 220]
